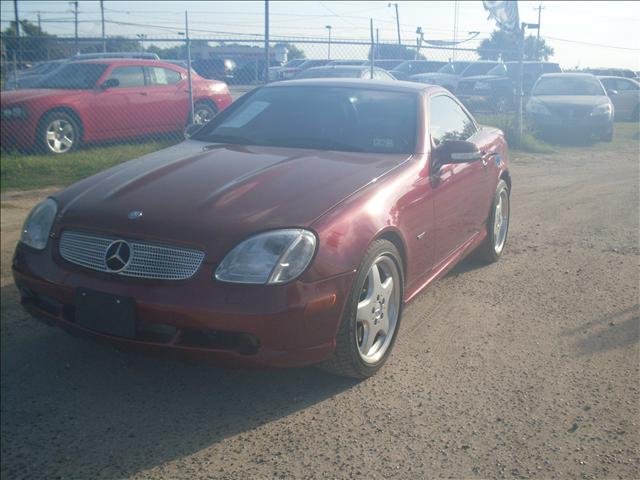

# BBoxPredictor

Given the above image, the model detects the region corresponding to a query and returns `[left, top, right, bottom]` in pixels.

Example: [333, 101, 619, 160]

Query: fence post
[185, 11, 194, 124]
[516, 22, 525, 143]
[13, 52, 18, 89]
[370, 19, 374, 79]
[264, 0, 270, 83]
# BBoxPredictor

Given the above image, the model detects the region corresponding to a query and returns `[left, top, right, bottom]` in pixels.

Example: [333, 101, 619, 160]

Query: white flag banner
[482, 0, 520, 33]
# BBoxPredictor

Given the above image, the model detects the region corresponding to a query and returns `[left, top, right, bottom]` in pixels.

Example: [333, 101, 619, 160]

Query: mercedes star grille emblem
[105, 240, 132, 272]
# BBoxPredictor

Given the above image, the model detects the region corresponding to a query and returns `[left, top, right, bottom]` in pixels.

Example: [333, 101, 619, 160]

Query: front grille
[59, 231, 205, 280]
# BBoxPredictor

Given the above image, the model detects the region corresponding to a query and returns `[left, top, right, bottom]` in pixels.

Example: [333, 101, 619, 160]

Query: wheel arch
[500, 169, 512, 191]
[375, 228, 408, 283]
[193, 97, 218, 111]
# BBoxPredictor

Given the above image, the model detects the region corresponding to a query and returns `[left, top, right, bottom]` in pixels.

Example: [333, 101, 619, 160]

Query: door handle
[480, 151, 498, 167]
[139, 92, 148, 96]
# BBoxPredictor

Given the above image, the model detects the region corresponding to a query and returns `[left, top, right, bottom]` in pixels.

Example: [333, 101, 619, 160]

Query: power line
[543, 36, 640, 51]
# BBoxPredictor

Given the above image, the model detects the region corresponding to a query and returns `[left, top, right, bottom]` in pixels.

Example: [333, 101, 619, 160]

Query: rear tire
[319, 239, 404, 379]
[476, 179, 510, 263]
[192, 101, 218, 125]
[37, 111, 81, 155]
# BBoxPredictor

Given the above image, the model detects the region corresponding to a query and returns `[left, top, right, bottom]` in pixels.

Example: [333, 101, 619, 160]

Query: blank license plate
[75, 288, 136, 339]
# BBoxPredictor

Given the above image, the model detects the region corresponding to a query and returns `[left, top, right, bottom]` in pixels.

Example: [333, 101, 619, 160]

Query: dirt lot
[1, 130, 638, 479]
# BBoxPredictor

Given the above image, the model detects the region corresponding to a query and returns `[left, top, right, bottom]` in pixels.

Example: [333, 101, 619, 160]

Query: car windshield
[35, 63, 108, 89]
[462, 62, 499, 77]
[436, 62, 470, 75]
[487, 64, 508, 76]
[532, 77, 605, 96]
[196, 86, 417, 154]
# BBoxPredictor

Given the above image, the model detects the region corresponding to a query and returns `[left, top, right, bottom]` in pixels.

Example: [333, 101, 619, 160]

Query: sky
[1, 0, 639, 69]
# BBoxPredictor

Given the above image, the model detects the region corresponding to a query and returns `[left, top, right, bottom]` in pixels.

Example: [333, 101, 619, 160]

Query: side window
[429, 95, 477, 144]
[616, 79, 638, 91]
[600, 78, 615, 90]
[148, 67, 182, 86]
[107, 66, 145, 87]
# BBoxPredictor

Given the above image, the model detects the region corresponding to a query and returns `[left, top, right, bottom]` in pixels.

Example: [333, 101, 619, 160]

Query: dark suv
[456, 61, 561, 112]
[191, 58, 236, 82]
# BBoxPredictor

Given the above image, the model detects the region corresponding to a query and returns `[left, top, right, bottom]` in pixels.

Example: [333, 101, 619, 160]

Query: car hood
[529, 95, 610, 108]
[53, 140, 410, 260]
[0, 88, 83, 105]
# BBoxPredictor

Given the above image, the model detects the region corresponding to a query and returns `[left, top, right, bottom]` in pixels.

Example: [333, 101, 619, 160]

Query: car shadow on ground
[561, 304, 639, 355]
[0, 284, 359, 479]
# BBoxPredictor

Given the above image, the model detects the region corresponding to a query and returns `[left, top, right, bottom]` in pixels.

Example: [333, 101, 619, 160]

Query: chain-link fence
[1, 32, 522, 156]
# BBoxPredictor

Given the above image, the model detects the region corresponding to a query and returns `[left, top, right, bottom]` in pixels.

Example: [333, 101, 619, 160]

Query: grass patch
[1, 140, 176, 192]
[476, 113, 555, 154]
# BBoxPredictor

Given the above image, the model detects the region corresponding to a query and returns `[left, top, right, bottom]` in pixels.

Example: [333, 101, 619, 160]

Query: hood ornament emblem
[128, 210, 143, 220]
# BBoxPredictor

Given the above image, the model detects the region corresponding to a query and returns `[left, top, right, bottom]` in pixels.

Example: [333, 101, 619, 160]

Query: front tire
[320, 239, 404, 379]
[38, 111, 81, 155]
[476, 179, 510, 263]
[600, 126, 613, 142]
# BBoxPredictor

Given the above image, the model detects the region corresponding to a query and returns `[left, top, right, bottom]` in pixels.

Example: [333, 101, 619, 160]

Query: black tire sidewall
[339, 240, 404, 378]
[38, 111, 80, 155]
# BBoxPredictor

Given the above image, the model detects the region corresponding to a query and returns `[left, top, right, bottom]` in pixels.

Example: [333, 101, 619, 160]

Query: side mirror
[100, 78, 119, 90]
[606, 89, 618, 96]
[433, 140, 482, 169]
[184, 123, 202, 139]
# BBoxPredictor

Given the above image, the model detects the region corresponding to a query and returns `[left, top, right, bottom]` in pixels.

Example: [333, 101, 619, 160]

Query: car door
[613, 78, 639, 118]
[429, 94, 489, 263]
[89, 65, 148, 135]
[144, 66, 189, 129]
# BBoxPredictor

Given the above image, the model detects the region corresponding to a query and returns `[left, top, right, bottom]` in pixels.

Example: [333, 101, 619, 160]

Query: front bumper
[1, 117, 36, 151]
[12, 242, 355, 368]
[527, 112, 613, 134]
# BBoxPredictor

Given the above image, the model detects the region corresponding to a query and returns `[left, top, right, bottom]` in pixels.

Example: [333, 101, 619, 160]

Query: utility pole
[325, 25, 332, 60]
[264, 0, 269, 82]
[100, 0, 106, 53]
[72, 1, 79, 54]
[516, 22, 525, 142]
[534, 4, 544, 60]
[369, 18, 375, 79]
[452, 0, 459, 61]
[37, 12, 41, 31]
[185, 11, 194, 124]
[388, 3, 401, 45]
[13, 0, 22, 66]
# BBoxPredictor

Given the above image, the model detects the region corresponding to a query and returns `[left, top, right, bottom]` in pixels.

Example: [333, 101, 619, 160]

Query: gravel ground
[1, 131, 638, 479]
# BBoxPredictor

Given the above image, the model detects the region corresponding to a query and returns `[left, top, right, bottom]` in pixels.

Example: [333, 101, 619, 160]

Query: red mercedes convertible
[13, 79, 511, 378]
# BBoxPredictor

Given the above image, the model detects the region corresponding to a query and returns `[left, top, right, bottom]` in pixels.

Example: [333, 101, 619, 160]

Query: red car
[1, 59, 233, 154]
[13, 79, 511, 378]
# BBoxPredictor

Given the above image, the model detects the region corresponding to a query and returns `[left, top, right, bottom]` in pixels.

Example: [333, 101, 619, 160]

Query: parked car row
[1, 58, 233, 154]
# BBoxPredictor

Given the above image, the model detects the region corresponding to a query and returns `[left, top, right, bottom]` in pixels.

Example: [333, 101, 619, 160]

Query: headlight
[20, 198, 58, 250]
[526, 100, 551, 115]
[215, 229, 317, 284]
[1, 106, 27, 119]
[474, 82, 491, 90]
[590, 103, 612, 117]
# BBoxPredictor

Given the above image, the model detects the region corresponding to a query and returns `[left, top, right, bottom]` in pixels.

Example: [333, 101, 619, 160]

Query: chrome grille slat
[59, 231, 205, 280]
